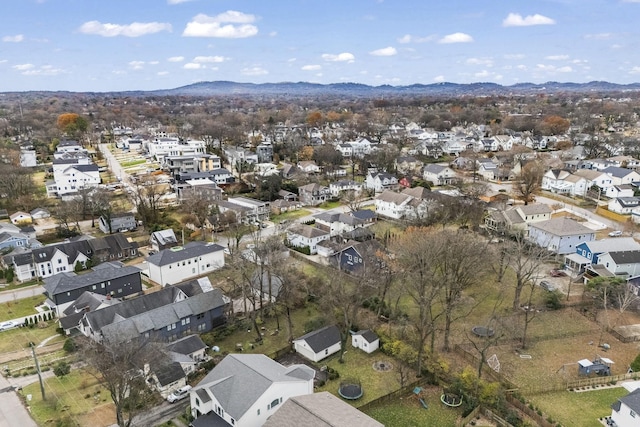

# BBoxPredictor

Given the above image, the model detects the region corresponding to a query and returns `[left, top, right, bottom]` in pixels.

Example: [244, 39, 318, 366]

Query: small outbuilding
[351, 329, 380, 354]
[293, 325, 341, 362]
[578, 357, 613, 376]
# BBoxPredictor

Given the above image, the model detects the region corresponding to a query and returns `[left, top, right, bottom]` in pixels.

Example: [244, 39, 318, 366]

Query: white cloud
[301, 65, 321, 71]
[536, 64, 572, 73]
[504, 53, 525, 59]
[167, 0, 193, 4]
[611, 44, 622, 49]
[545, 55, 569, 60]
[13, 63, 34, 71]
[287, 58, 297, 63]
[269, 31, 277, 37]
[474, 70, 490, 78]
[168, 56, 184, 62]
[183, 63, 203, 70]
[622, 0, 640, 2]
[149, 61, 159, 65]
[321, 52, 355, 62]
[438, 32, 473, 44]
[370, 46, 397, 56]
[193, 55, 226, 63]
[2, 35, 24, 43]
[466, 57, 493, 66]
[630, 66, 640, 74]
[183, 11, 258, 38]
[157, 71, 170, 76]
[584, 33, 613, 40]
[13, 64, 64, 76]
[503, 13, 555, 27]
[517, 65, 527, 70]
[129, 61, 145, 70]
[397, 34, 435, 43]
[241, 67, 268, 76]
[78, 21, 172, 37]
[433, 75, 445, 82]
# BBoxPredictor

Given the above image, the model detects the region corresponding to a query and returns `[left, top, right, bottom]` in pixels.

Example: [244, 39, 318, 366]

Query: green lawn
[0, 322, 61, 353]
[0, 295, 46, 322]
[23, 369, 114, 427]
[271, 209, 312, 222]
[364, 387, 461, 427]
[318, 201, 343, 210]
[120, 159, 146, 168]
[531, 388, 627, 427]
[315, 350, 414, 406]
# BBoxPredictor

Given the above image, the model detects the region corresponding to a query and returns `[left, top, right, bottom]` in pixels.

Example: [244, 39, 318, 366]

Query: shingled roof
[294, 325, 341, 353]
[146, 241, 224, 267]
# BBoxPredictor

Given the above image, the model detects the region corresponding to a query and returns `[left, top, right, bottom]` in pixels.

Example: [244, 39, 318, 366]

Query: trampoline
[338, 379, 363, 400]
[472, 326, 495, 337]
[441, 393, 463, 407]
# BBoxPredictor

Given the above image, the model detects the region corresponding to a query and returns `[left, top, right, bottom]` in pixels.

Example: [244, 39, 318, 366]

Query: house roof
[615, 197, 640, 208]
[354, 329, 379, 343]
[529, 218, 594, 236]
[581, 238, 640, 254]
[146, 241, 224, 267]
[263, 391, 384, 427]
[194, 354, 315, 421]
[93, 287, 227, 343]
[607, 250, 640, 265]
[517, 204, 553, 215]
[43, 263, 141, 296]
[313, 212, 364, 227]
[603, 166, 636, 178]
[375, 190, 412, 205]
[153, 361, 185, 387]
[166, 334, 208, 356]
[288, 224, 330, 239]
[151, 229, 178, 246]
[574, 169, 605, 180]
[250, 271, 283, 299]
[351, 210, 376, 220]
[615, 388, 640, 413]
[294, 325, 341, 353]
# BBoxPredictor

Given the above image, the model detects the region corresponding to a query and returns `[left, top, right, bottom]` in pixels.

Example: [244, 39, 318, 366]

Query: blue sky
[2, 0, 640, 92]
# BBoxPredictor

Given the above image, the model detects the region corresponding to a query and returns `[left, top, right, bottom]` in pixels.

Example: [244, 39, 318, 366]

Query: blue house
[331, 241, 385, 274]
[566, 237, 640, 273]
[0, 232, 30, 251]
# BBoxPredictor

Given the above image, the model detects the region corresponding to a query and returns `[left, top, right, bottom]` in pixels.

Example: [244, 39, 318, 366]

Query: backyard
[0, 294, 45, 322]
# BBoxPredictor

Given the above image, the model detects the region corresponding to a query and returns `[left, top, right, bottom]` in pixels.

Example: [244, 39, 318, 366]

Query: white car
[0, 321, 16, 331]
[608, 230, 622, 237]
[167, 385, 192, 403]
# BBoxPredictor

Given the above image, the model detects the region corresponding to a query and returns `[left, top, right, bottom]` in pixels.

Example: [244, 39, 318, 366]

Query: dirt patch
[78, 402, 116, 427]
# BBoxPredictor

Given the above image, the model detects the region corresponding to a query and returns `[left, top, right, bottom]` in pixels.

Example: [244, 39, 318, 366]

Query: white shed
[293, 325, 341, 362]
[351, 330, 379, 354]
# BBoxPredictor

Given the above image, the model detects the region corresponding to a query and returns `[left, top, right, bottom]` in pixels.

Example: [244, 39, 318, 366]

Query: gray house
[99, 212, 137, 234]
[79, 282, 228, 344]
[43, 262, 143, 315]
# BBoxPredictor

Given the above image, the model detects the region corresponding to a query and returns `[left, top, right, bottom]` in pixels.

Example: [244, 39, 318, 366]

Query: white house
[329, 180, 362, 198]
[365, 172, 398, 193]
[573, 169, 613, 191]
[528, 218, 595, 254]
[147, 242, 225, 286]
[293, 325, 342, 362]
[374, 190, 414, 220]
[611, 387, 640, 427]
[477, 160, 498, 180]
[608, 197, 640, 215]
[351, 330, 380, 354]
[190, 353, 314, 427]
[594, 251, 640, 278]
[286, 225, 330, 255]
[603, 166, 640, 187]
[52, 160, 101, 196]
[422, 164, 457, 185]
[605, 185, 635, 199]
[10, 211, 32, 225]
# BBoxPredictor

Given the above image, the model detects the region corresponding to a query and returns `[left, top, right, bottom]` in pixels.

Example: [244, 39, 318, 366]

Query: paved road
[0, 286, 44, 304]
[0, 374, 37, 427]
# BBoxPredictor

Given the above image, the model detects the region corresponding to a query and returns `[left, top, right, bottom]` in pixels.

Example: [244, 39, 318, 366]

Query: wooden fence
[567, 372, 640, 389]
[456, 405, 481, 427]
[595, 206, 630, 223]
[356, 378, 429, 412]
[506, 394, 557, 427]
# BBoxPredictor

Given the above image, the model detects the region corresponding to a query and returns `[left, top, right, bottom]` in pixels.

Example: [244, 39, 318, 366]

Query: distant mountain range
[5, 80, 640, 98]
[146, 80, 640, 97]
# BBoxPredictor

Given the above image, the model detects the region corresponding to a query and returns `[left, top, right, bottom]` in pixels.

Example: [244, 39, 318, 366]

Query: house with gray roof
[527, 218, 595, 254]
[286, 224, 330, 255]
[484, 204, 553, 235]
[313, 212, 365, 237]
[263, 391, 384, 427]
[43, 262, 142, 315]
[298, 183, 331, 206]
[150, 229, 178, 252]
[422, 163, 457, 185]
[147, 241, 225, 286]
[293, 325, 341, 362]
[611, 387, 640, 427]
[190, 353, 314, 427]
[99, 212, 137, 234]
[79, 284, 228, 344]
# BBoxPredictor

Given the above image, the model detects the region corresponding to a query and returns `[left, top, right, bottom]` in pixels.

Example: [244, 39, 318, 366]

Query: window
[631, 410, 636, 418]
[181, 318, 190, 326]
[269, 398, 280, 410]
[167, 323, 176, 331]
[197, 323, 206, 332]
[92, 285, 96, 290]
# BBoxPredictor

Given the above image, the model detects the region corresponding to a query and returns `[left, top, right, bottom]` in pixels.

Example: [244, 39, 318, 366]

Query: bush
[53, 361, 71, 378]
[630, 353, 640, 372]
[545, 291, 562, 310]
[63, 338, 76, 353]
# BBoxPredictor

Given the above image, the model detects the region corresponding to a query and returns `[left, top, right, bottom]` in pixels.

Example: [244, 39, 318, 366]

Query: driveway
[0, 375, 37, 427]
[0, 285, 44, 304]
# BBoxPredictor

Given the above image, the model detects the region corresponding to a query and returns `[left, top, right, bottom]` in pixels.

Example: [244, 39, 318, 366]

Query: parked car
[167, 385, 192, 403]
[539, 281, 556, 292]
[549, 269, 567, 277]
[609, 230, 623, 237]
[0, 321, 16, 331]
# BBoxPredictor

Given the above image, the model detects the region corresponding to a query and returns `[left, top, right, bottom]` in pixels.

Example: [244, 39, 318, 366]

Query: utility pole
[30, 342, 45, 401]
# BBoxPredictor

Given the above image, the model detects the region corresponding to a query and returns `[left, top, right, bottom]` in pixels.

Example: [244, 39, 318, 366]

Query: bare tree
[130, 175, 164, 228]
[80, 337, 168, 427]
[504, 233, 552, 311]
[515, 162, 544, 205]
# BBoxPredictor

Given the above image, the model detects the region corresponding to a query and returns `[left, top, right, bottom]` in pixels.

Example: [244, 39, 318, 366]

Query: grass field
[271, 209, 313, 222]
[23, 369, 115, 427]
[0, 322, 60, 353]
[364, 386, 461, 427]
[531, 388, 627, 427]
[0, 295, 46, 322]
[315, 350, 414, 406]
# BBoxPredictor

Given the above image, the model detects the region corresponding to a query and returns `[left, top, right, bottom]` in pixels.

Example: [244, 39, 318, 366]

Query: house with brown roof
[286, 224, 330, 254]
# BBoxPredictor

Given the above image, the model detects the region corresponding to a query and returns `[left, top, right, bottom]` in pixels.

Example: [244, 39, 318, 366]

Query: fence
[457, 405, 481, 427]
[481, 408, 513, 427]
[506, 394, 557, 427]
[356, 378, 429, 412]
[567, 372, 640, 389]
[595, 206, 630, 224]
